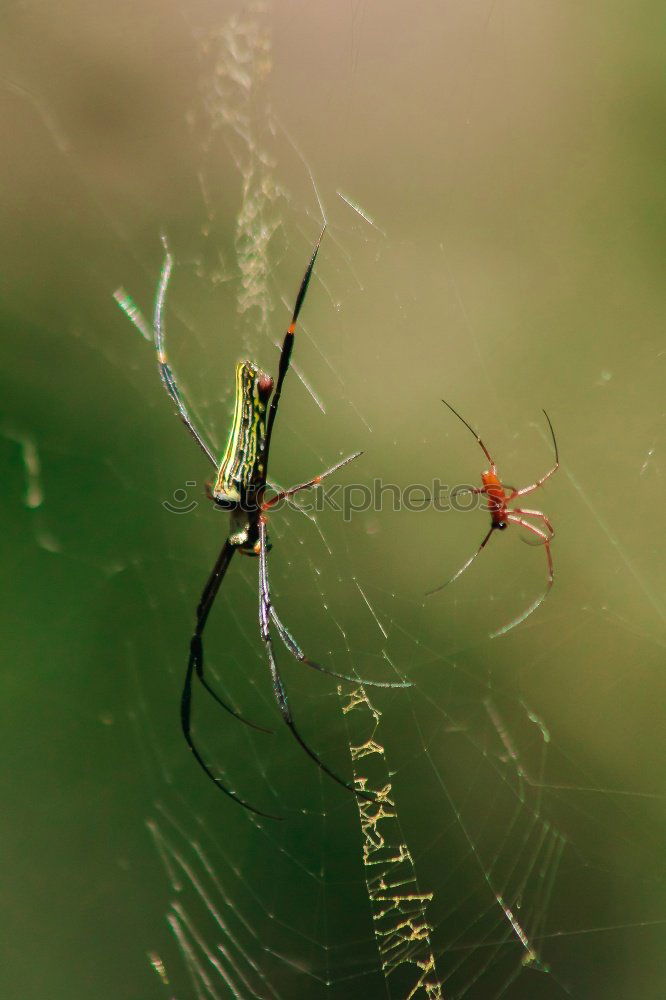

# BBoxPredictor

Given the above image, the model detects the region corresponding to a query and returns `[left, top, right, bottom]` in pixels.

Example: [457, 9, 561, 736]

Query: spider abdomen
[213, 361, 273, 506]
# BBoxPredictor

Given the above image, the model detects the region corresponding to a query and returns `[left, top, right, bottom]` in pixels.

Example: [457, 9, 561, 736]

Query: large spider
[150, 230, 407, 818]
[428, 399, 559, 637]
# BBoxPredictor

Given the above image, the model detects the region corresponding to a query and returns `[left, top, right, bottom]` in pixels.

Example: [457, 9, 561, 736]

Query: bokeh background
[1, 1, 664, 998]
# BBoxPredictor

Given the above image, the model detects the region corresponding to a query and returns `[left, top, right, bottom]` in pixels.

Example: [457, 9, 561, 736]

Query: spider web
[2, 2, 666, 999]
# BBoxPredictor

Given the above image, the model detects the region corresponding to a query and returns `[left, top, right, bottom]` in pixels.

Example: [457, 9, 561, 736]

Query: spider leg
[450, 486, 485, 498]
[262, 228, 326, 468]
[268, 603, 411, 688]
[153, 236, 218, 468]
[181, 653, 281, 820]
[263, 460, 408, 688]
[441, 399, 496, 468]
[511, 478, 556, 500]
[510, 507, 555, 536]
[187, 638, 273, 735]
[187, 540, 271, 733]
[258, 519, 375, 802]
[182, 539, 280, 819]
[510, 411, 559, 499]
[426, 525, 494, 597]
[261, 451, 362, 511]
[489, 516, 553, 638]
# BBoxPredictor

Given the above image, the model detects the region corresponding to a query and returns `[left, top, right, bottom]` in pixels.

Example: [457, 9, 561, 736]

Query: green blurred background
[1, 1, 665, 998]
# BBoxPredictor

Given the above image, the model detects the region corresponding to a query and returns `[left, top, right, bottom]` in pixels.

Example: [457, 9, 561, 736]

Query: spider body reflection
[152, 231, 406, 818]
[428, 400, 559, 637]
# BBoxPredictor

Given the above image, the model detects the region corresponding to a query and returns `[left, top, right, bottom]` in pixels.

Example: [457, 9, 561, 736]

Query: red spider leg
[426, 525, 494, 597]
[426, 396, 504, 597]
[507, 411, 559, 500]
[511, 508, 555, 535]
[450, 487, 486, 496]
[441, 399, 496, 468]
[489, 516, 553, 638]
[513, 507, 555, 547]
[446, 485, 487, 512]
[261, 451, 362, 511]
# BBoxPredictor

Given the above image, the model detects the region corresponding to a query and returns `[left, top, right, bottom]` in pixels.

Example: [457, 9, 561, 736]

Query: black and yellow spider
[150, 230, 406, 818]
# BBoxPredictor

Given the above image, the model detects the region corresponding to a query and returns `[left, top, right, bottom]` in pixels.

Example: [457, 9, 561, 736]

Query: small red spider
[428, 399, 559, 637]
